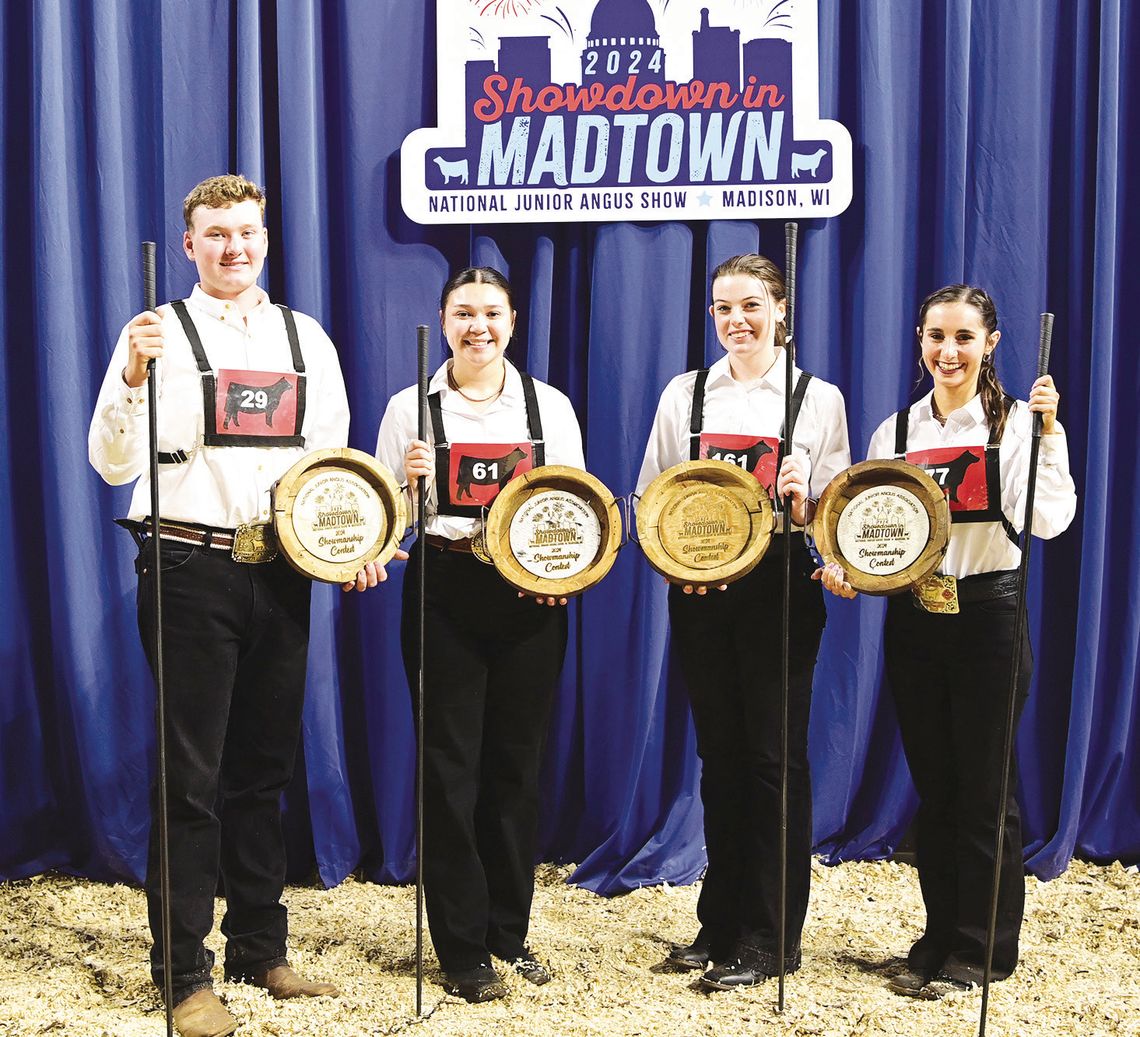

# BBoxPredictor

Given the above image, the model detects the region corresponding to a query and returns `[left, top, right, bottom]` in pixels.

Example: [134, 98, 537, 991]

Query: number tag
[448, 442, 534, 507]
[906, 446, 991, 512]
[700, 433, 780, 493]
[213, 368, 301, 437]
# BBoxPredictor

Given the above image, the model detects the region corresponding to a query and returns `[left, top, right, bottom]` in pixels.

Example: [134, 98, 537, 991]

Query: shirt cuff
[1039, 431, 1067, 463]
[117, 377, 149, 415]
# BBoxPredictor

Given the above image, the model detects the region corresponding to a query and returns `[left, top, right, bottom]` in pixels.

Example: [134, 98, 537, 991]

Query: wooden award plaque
[272, 448, 407, 584]
[812, 459, 949, 594]
[636, 460, 775, 589]
[483, 465, 622, 597]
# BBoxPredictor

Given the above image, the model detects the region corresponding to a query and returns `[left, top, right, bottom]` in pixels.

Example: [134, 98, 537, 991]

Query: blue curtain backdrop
[2, 0, 1136, 892]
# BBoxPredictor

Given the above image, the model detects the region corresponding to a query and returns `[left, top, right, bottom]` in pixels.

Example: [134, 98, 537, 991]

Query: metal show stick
[777, 221, 799, 1013]
[142, 241, 174, 1037]
[415, 323, 430, 1016]
[977, 312, 1055, 1037]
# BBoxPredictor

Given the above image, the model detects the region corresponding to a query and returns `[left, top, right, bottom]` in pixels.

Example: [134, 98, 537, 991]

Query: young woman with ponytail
[818, 285, 1076, 996]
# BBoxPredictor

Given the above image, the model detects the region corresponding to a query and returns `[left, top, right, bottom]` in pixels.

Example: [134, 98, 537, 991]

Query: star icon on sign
[697, 191, 713, 207]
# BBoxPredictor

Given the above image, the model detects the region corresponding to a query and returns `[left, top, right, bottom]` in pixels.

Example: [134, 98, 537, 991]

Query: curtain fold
[1, 0, 1135, 891]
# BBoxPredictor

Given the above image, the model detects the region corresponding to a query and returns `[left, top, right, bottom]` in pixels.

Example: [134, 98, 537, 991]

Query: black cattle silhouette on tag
[927, 449, 982, 503]
[706, 439, 775, 472]
[222, 377, 294, 429]
[455, 446, 528, 501]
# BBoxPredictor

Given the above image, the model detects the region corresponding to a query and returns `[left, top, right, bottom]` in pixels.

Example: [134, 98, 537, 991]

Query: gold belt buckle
[912, 573, 959, 614]
[232, 522, 279, 563]
[470, 526, 493, 564]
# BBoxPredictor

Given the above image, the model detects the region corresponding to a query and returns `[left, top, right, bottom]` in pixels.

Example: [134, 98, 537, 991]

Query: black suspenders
[427, 370, 546, 516]
[160, 299, 307, 460]
[894, 398, 1018, 545]
[688, 367, 814, 461]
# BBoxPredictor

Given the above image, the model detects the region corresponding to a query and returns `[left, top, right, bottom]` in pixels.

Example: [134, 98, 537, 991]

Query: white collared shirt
[635, 350, 852, 525]
[376, 359, 585, 540]
[88, 285, 349, 528]
[867, 390, 1076, 578]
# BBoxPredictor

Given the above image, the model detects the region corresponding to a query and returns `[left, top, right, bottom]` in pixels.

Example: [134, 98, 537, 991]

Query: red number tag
[700, 433, 780, 493]
[907, 446, 990, 512]
[214, 369, 300, 438]
[448, 442, 534, 506]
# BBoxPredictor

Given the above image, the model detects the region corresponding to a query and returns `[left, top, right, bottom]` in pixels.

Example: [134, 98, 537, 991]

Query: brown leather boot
[171, 989, 238, 1037]
[250, 963, 339, 999]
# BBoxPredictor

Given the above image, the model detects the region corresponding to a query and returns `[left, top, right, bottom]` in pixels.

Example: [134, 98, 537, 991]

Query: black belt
[954, 569, 1020, 603]
[423, 533, 476, 554]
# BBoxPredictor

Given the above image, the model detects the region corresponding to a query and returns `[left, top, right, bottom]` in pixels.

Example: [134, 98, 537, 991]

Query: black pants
[136, 541, 311, 1005]
[401, 542, 567, 972]
[884, 589, 1031, 981]
[668, 541, 826, 968]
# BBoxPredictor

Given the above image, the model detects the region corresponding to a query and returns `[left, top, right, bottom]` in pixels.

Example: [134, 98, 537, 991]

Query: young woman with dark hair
[376, 267, 584, 1003]
[819, 284, 1076, 995]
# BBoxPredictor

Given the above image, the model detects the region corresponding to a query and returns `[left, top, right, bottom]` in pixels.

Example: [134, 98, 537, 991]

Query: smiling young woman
[374, 266, 586, 1005]
[636, 253, 851, 990]
[818, 283, 1076, 997]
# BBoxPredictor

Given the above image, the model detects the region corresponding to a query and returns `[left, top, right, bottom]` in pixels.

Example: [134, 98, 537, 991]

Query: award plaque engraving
[636, 460, 775, 588]
[272, 448, 407, 584]
[813, 459, 949, 594]
[484, 465, 621, 597]
[508, 489, 602, 581]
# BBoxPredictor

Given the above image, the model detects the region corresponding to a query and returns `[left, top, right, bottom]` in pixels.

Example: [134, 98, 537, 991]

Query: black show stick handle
[784, 222, 798, 343]
[1034, 313, 1054, 437]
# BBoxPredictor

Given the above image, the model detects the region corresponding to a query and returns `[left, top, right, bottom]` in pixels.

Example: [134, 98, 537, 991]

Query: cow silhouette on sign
[791, 148, 827, 178]
[455, 446, 527, 501]
[926, 449, 982, 503]
[707, 439, 775, 473]
[223, 377, 294, 429]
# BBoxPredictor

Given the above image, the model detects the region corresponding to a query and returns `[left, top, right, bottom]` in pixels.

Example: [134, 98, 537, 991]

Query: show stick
[777, 221, 799, 1013]
[415, 323, 430, 1016]
[142, 242, 174, 1037]
[977, 312, 1054, 1037]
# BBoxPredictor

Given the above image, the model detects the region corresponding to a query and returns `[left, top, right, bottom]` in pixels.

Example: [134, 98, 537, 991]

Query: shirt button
[119, 428, 125, 434]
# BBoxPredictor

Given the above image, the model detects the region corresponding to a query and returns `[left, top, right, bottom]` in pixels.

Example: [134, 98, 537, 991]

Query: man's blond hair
[183, 174, 266, 230]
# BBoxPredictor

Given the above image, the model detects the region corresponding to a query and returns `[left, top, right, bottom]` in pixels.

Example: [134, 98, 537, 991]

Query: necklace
[448, 363, 506, 404]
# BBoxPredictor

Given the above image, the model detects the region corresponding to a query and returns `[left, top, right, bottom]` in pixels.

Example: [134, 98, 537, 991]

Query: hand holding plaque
[636, 460, 776, 589]
[811, 459, 949, 595]
[272, 448, 407, 584]
[482, 465, 621, 598]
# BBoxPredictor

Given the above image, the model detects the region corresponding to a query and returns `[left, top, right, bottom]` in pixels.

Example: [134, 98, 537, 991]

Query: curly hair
[182, 174, 266, 230]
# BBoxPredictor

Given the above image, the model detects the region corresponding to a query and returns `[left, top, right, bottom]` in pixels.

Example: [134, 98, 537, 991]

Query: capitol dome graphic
[583, 0, 665, 85]
[587, 0, 658, 42]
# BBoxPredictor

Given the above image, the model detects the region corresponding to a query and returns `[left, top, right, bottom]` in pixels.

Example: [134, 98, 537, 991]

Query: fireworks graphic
[469, 0, 544, 17]
[661, 0, 794, 25]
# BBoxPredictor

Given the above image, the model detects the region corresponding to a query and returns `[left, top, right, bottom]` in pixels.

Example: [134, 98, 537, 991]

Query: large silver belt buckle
[232, 522, 279, 563]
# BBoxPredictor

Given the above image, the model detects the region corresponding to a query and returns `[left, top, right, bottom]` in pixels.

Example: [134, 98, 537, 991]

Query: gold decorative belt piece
[231, 522, 279, 564]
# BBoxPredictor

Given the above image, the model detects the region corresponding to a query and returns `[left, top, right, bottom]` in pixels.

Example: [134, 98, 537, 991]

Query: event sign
[402, 0, 853, 224]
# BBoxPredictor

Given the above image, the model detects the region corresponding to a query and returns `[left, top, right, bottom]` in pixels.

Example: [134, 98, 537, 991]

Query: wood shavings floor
[1, 859, 1136, 1036]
